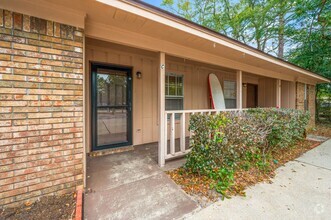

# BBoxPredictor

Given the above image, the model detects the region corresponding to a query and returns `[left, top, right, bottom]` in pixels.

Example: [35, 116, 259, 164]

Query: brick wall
[296, 82, 316, 126]
[296, 82, 305, 111]
[308, 84, 316, 126]
[0, 10, 84, 208]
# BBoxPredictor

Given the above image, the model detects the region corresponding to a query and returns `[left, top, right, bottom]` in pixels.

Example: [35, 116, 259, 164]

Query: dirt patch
[166, 140, 320, 206]
[0, 193, 76, 220]
[309, 123, 331, 138]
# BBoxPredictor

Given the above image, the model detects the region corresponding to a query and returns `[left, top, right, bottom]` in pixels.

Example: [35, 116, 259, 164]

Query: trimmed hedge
[185, 108, 310, 195]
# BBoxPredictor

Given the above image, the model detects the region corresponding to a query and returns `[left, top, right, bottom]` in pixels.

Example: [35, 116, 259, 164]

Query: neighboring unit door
[91, 63, 132, 151]
[246, 84, 258, 108]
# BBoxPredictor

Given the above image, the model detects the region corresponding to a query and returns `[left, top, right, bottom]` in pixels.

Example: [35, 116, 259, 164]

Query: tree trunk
[277, 2, 285, 59]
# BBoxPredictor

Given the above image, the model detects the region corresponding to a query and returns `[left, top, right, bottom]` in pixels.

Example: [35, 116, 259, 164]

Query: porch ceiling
[3, 0, 329, 84]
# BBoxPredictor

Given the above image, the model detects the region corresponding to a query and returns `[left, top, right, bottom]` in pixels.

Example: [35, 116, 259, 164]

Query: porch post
[158, 52, 166, 167]
[276, 79, 281, 108]
[236, 70, 243, 109]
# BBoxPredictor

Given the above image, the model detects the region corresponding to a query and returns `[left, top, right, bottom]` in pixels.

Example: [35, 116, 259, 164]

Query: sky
[143, 0, 163, 7]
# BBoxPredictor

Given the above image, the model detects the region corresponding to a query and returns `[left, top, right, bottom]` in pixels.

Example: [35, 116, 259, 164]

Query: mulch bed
[310, 123, 331, 138]
[166, 139, 321, 207]
[0, 193, 76, 220]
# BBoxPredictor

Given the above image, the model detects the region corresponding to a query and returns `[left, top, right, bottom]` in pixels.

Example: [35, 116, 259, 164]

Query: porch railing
[161, 109, 242, 166]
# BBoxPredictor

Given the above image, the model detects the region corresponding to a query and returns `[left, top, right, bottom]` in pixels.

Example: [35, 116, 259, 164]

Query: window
[224, 80, 236, 108]
[165, 74, 184, 111]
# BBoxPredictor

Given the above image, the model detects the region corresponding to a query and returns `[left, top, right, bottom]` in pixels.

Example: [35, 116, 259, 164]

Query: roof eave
[101, 0, 330, 83]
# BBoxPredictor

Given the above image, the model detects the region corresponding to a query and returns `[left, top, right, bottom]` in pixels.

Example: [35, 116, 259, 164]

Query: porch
[85, 38, 296, 167]
[84, 143, 198, 219]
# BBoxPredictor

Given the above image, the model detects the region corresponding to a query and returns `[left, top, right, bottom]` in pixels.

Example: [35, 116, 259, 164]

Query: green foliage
[161, 0, 331, 96]
[184, 108, 310, 196]
[247, 108, 310, 150]
[184, 114, 229, 175]
[210, 168, 234, 197]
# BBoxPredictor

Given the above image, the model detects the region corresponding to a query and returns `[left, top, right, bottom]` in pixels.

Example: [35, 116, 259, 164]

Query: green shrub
[247, 108, 310, 150]
[184, 108, 310, 195]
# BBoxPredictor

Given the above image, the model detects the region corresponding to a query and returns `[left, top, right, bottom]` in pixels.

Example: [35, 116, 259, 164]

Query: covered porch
[85, 38, 296, 167]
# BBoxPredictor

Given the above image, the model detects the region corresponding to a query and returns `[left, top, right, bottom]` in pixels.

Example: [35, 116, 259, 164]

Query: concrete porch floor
[84, 143, 198, 220]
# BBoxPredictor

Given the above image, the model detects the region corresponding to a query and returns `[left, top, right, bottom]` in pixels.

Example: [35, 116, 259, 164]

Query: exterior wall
[0, 10, 84, 207]
[281, 80, 296, 109]
[296, 82, 305, 111]
[296, 82, 316, 126]
[258, 78, 277, 107]
[85, 38, 245, 151]
[85, 38, 159, 150]
[308, 84, 316, 126]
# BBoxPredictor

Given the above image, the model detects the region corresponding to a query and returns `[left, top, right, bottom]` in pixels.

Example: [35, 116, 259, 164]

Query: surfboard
[208, 73, 226, 109]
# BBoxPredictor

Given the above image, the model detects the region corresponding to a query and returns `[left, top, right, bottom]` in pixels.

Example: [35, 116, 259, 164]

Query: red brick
[29, 182, 52, 192]
[13, 130, 39, 138]
[22, 15, 30, 32]
[13, 68, 39, 76]
[0, 138, 27, 146]
[40, 129, 62, 136]
[0, 187, 27, 199]
[27, 113, 52, 118]
[14, 178, 40, 189]
[0, 125, 27, 133]
[28, 135, 52, 143]
[14, 167, 40, 176]
[0, 10, 83, 208]
[28, 124, 52, 131]
[13, 43, 38, 52]
[0, 132, 13, 139]
[13, 56, 39, 63]
[0, 74, 26, 81]
[4, 10, 13, 28]
[0, 120, 11, 126]
[0, 54, 11, 61]
[0, 88, 26, 94]
[14, 95, 38, 101]
[13, 107, 39, 113]
[0, 107, 12, 113]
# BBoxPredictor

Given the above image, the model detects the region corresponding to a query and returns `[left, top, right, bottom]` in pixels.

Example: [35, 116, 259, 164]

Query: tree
[161, 0, 330, 94]
[287, 0, 331, 98]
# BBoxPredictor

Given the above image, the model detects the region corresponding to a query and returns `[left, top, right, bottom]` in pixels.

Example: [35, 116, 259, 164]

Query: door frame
[90, 62, 133, 151]
[246, 83, 258, 108]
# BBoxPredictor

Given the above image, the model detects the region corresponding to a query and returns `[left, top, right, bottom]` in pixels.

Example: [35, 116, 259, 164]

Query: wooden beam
[237, 70, 243, 109]
[158, 52, 166, 167]
[276, 79, 282, 108]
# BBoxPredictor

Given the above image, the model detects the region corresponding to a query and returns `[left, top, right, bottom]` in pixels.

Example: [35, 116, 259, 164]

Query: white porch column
[276, 79, 281, 108]
[158, 52, 166, 167]
[236, 70, 243, 109]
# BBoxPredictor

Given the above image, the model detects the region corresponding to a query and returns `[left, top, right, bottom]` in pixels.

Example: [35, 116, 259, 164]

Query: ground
[310, 122, 331, 138]
[1, 123, 330, 219]
[167, 140, 319, 207]
[0, 193, 76, 220]
[187, 139, 331, 219]
[167, 122, 331, 207]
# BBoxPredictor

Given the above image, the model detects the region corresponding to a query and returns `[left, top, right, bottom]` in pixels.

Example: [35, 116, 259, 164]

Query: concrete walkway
[188, 139, 331, 220]
[84, 145, 198, 220]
